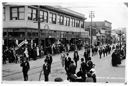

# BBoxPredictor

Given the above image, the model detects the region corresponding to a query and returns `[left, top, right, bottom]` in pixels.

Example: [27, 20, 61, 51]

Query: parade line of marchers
[3, 43, 126, 82]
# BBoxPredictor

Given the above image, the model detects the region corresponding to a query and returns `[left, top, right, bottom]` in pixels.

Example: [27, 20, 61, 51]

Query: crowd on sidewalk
[2, 40, 83, 64]
[3, 41, 126, 82]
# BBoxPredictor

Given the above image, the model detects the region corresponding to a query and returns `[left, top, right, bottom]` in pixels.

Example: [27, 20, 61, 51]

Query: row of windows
[8, 6, 84, 28]
[10, 7, 25, 20]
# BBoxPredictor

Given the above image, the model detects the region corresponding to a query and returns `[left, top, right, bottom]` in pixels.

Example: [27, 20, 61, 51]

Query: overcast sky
[3, 0, 128, 29]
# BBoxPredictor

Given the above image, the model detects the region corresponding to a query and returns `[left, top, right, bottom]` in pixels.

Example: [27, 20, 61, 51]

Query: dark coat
[84, 51, 89, 60]
[43, 63, 50, 75]
[20, 61, 30, 72]
[102, 49, 105, 54]
[112, 51, 121, 66]
[68, 63, 76, 74]
[65, 57, 71, 67]
[80, 62, 87, 73]
[45, 55, 53, 65]
[99, 49, 102, 55]
[86, 60, 93, 71]
[73, 51, 79, 62]
[65, 57, 68, 68]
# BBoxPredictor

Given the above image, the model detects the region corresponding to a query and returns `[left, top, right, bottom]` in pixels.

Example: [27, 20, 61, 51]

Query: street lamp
[89, 11, 95, 56]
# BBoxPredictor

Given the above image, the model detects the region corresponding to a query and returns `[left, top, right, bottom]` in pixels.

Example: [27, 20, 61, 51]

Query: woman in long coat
[111, 50, 121, 66]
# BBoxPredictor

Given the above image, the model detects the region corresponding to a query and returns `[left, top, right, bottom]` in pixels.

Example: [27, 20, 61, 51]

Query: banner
[15, 39, 28, 50]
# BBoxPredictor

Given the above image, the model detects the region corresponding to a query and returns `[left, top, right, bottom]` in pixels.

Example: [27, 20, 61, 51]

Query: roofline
[85, 20, 112, 24]
[40, 5, 86, 19]
[3, 3, 86, 20]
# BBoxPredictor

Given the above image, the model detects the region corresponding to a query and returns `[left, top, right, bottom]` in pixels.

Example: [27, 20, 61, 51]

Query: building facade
[84, 20, 112, 45]
[3, 4, 89, 50]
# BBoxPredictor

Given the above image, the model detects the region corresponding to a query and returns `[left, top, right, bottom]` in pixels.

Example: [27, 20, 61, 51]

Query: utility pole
[35, 5, 41, 58]
[118, 30, 122, 51]
[116, 30, 124, 51]
[89, 11, 95, 56]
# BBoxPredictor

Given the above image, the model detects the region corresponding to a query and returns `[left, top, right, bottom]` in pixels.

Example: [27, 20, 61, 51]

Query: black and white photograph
[1, 0, 128, 85]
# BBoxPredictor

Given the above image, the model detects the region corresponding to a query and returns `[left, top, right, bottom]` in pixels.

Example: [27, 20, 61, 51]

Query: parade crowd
[38, 43, 126, 82]
[2, 41, 126, 82]
[2, 40, 83, 64]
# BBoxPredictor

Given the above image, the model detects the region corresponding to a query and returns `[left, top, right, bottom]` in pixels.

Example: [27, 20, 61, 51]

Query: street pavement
[2, 48, 125, 83]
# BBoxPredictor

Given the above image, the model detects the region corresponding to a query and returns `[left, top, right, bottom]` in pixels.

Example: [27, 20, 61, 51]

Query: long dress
[61, 54, 65, 67]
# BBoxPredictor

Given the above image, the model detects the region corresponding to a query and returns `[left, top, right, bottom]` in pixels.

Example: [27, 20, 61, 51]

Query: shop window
[27, 32, 32, 37]
[32, 32, 38, 37]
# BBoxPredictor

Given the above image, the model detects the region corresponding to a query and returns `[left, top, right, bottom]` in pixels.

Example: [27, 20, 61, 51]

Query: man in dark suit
[43, 59, 50, 81]
[80, 58, 87, 82]
[84, 49, 89, 63]
[99, 48, 102, 59]
[65, 53, 69, 73]
[45, 53, 53, 73]
[68, 61, 77, 81]
[102, 47, 106, 57]
[73, 50, 79, 67]
[20, 57, 30, 81]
